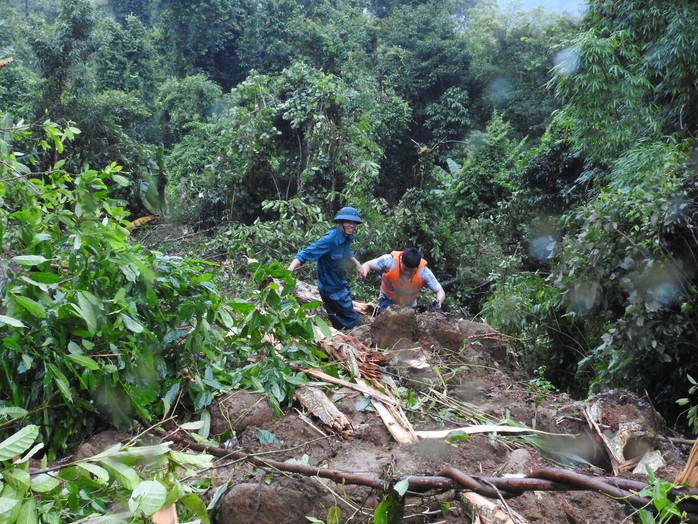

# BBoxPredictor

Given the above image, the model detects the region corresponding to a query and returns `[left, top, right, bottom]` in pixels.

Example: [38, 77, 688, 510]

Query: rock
[219, 478, 334, 524]
[209, 391, 275, 437]
[498, 448, 533, 475]
[76, 430, 132, 460]
[633, 450, 666, 475]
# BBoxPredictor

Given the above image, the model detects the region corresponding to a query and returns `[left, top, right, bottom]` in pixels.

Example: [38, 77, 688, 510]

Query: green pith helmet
[333, 206, 362, 223]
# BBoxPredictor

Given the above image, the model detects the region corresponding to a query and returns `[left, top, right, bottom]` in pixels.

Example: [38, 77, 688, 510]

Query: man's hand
[288, 258, 301, 271]
[430, 298, 441, 309]
[353, 257, 367, 280]
[356, 265, 367, 280]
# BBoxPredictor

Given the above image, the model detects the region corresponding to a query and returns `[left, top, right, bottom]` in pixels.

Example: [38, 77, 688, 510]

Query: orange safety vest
[380, 251, 427, 306]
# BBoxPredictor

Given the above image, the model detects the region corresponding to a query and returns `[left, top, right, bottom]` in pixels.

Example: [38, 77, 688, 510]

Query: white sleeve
[421, 267, 442, 292]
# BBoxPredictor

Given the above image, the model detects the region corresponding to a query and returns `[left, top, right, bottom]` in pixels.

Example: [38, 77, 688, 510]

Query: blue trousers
[319, 287, 359, 330]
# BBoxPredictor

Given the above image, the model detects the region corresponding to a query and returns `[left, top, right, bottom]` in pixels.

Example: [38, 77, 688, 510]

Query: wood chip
[459, 491, 525, 524]
[152, 505, 178, 524]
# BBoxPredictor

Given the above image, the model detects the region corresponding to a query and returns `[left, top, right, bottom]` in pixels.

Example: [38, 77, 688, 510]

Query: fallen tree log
[161, 431, 698, 516]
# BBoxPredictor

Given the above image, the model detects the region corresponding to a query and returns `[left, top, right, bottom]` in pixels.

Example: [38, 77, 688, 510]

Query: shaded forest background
[2, 0, 698, 459]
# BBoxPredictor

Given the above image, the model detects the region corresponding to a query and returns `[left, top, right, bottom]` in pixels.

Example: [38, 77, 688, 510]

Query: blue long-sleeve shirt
[294, 227, 355, 293]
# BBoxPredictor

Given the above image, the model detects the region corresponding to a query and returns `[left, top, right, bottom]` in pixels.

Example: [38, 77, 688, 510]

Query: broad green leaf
[122, 443, 173, 461]
[326, 505, 342, 524]
[46, 363, 73, 404]
[192, 390, 212, 412]
[17, 498, 38, 524]
[162, 383, 180, 417]
[0, 496, 20, 521]
[19, 354, 33, 373]
[13, 443, 44, 464]
[0, 315, 24, 328]
[30, 473, 60, 493]
[2, 468, 31, 490]
[229, 301, 255, 315]
[300, 300, 322, 311]
[66, 354, 100, 371]
[258, 429, 279, 445]
[76, 292, 98, 332]
[179, 421, 204, 431]
[218, 307, 234, 329]
[128, 480, 167, 516]
[0, 425, 39, 461]
[67, 341, 82, 354]
[0, 407, 28, 421]
[11, 255, 48, 266]
[178, 493, 210, 524]
[313, 317, 331, 340]
[393, 479, 409, 497]
[206, 481, 230, 511]
[100, 457, 140, 490]
[88, 443, 122, 461]
[198, 409, 211, 439]
[77, 462, 110, 484]
[133, 260, 155, 283]
[20, 276, 53, 292]
[169, 450, 213, 468]
[112, 174, 130, 187]
[373, 499, 391, 524]
[120, 313, 144, 333]
[79, 290, 102, 305]
[11, 295, 46, 319]
[24, 272, 60, 284]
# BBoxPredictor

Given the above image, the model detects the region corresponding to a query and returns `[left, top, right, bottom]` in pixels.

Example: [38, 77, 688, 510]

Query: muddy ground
[200, 306, 693, 523]
[83, 307, 694, 523]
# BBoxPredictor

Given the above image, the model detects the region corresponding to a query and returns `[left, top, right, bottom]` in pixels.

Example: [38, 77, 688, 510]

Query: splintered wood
[676, 438, 698, 486]
[152, 505, 178, 524]
[295, 385, 354, 438]
[317, 332, 417, 444]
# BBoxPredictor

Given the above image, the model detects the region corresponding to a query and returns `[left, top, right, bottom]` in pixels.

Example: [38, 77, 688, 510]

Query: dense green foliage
[2, 0, 698, 494]
[483, 1, 698, 420]
[0, 120, 332, 460]
[0, 425, 213, 522]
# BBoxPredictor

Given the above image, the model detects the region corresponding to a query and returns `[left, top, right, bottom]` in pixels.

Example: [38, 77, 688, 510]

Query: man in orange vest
[361, 247, 445, 313]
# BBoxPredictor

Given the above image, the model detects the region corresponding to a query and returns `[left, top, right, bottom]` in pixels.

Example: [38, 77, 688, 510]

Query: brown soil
[81, 307, 693, 524]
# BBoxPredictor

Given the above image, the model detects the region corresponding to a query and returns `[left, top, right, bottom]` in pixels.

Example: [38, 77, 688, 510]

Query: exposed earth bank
[83, 308, 694, 523]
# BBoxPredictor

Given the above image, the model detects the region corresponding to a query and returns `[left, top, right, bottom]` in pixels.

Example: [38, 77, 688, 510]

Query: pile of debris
[83, 306, 698, 523]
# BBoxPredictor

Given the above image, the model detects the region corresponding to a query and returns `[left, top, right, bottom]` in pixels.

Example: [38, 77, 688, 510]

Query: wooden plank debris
[303, 368, 397, 406]
[295, 385, 354, 438]
[415, 425, 575, 440]
[152, 505, 178, 524]
[676, 438, 698, 486]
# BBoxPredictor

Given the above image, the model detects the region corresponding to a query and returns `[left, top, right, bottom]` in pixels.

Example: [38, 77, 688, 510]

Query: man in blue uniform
[288, 207, 367, 330]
